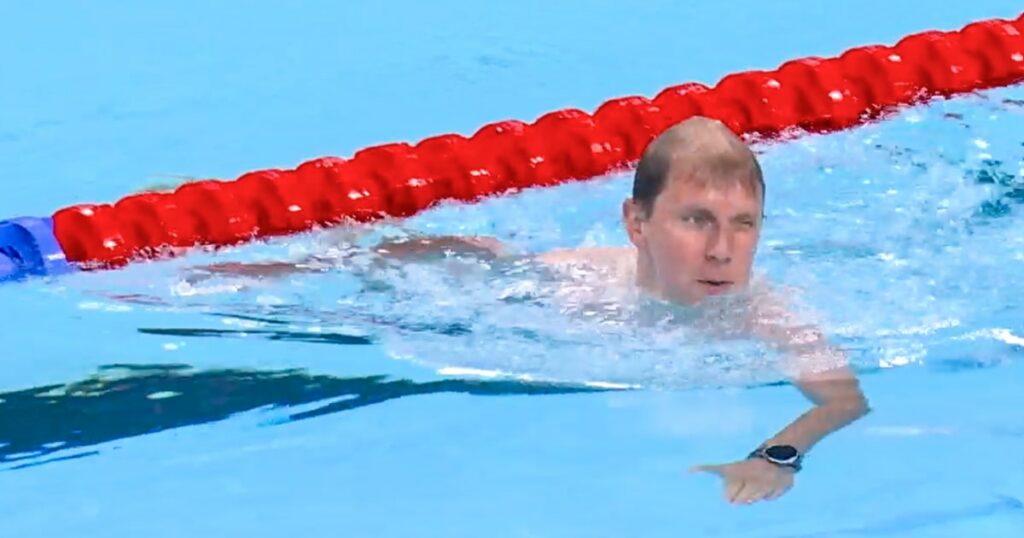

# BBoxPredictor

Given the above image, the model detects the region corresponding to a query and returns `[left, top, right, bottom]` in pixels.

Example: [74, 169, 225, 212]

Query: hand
[690, 458, 795, 504]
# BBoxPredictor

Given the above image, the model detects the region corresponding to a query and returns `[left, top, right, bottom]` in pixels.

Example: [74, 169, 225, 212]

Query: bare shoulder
[747, 282, 821, 342]
[746, 281, 852, 378]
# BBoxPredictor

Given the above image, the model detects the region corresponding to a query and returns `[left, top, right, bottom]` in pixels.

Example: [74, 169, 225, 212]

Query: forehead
[654, 173, 762, 213]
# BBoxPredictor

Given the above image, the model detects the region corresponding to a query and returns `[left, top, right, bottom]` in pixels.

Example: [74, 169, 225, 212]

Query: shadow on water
[137, 327, 375, 345]
[0, 363, 604, 471]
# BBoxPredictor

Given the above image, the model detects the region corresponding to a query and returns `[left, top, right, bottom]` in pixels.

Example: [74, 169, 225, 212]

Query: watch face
[765, 445, 799, 462]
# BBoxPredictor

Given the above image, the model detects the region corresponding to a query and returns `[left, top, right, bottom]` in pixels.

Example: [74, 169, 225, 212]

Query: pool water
[3, 1, 1024, 536]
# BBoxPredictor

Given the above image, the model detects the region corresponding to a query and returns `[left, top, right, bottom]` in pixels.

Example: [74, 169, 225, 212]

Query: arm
[189, 234, 512, 281]
[692, 310, 870, 505]
[757, 332, 870, 456]
[369, 235, 511, 260]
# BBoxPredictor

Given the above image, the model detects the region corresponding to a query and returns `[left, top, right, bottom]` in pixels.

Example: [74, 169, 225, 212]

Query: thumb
[689, 463, 726, 475]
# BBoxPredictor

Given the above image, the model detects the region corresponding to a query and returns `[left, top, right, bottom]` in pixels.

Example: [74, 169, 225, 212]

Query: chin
[665, 289, 705, 306]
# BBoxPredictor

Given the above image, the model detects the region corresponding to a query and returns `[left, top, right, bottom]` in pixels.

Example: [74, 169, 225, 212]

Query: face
[623, 175, 762, 305]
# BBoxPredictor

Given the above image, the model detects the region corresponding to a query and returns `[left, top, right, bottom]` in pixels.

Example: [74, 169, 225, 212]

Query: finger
[726, 480, 747, 504]
[736, 484, 769, 505]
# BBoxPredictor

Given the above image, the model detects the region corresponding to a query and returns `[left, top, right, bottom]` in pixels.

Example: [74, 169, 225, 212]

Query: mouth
[697, 279, 733, 294]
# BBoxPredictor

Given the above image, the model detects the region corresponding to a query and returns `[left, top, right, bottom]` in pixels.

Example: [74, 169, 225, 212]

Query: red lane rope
[53, 14, 1024, 268]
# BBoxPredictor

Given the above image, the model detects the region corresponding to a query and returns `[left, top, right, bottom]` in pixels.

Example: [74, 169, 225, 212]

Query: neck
[633, 249, 661, 299]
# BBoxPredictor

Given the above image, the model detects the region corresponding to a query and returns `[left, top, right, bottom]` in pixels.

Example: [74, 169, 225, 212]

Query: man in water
[619, 117, 869, 503]
[528, 116, 868, 504]
[201, 116, 870, 505]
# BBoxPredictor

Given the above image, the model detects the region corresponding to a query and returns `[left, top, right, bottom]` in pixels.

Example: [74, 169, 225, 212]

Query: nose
[704, 225, 733, 264]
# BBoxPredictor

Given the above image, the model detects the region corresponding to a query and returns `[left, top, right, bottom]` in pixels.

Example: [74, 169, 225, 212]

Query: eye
[681, 214, 711, 227]
[734, 217, 758, 229]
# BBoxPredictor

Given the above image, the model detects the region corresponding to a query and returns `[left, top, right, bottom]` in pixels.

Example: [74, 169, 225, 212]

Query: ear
[622, 198, 647, 248]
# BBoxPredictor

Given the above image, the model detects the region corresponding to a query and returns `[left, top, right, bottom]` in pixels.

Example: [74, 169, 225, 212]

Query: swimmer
[610, 118, 868, 505]
[530, 116, 869, 505]
[197, 116, 870, 505]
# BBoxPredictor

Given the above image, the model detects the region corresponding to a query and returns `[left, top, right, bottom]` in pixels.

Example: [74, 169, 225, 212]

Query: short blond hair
[632, 117, 764, 215]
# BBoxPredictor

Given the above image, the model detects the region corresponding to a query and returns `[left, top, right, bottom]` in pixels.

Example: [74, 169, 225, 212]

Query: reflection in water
[0, 364, 603, 471]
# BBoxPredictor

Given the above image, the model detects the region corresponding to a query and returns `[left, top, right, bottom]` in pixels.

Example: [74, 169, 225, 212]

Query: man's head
[623, 116, 765, 304]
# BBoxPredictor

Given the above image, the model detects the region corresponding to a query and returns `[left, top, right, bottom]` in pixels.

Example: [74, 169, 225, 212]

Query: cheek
[731, 233, 760, 279]
[649, 225, 705, 266]
[736, 232, 760, 258]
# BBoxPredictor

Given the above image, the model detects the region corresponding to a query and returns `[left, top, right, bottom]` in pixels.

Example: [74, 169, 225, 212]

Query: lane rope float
[3, 14, 1024, 281]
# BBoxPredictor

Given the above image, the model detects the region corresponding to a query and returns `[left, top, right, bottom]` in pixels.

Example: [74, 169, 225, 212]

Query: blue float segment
[0, 217, 78, 282]
[0, 252, 18, 281]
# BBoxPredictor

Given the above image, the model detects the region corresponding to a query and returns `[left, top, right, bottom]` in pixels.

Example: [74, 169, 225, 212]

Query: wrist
[748, 444, 803, 472]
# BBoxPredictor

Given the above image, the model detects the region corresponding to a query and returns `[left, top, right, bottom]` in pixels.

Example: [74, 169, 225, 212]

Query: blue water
[4, 1, 1024, 536]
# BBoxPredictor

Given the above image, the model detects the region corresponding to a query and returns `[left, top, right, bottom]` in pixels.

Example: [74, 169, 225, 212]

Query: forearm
[758, 321, 871, 454]
[371, 235, 509, 260]
[195, 259, 328, 279]
[191, 234, 507, 280]
[759, 389, 869, 454]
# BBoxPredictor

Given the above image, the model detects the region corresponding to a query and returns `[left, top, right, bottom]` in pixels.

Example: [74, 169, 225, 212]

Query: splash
[79, 88, 1024, 390]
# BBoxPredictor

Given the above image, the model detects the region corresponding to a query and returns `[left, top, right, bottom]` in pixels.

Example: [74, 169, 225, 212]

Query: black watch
[748, 445, 803, 472]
